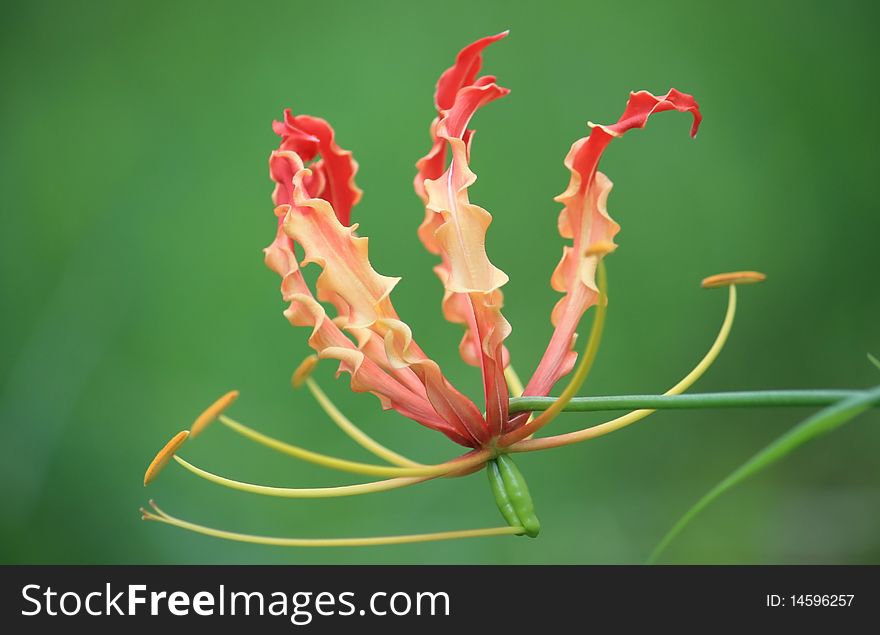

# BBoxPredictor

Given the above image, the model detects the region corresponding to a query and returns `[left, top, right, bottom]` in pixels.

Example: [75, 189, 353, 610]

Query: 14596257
[766, 595, 855, 607]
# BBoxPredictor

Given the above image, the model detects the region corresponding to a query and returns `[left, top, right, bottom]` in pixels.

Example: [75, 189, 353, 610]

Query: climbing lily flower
[142, 32, 763, 546]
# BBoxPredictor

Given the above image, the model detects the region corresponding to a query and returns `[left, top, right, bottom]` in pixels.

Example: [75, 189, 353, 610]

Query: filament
[304, 377, 423, 468]
[173, 456, 431, 498]
[504, 365, 525, 398]
[217, 414, 488, 478]
[142, 501, 524, 547]
[292, 355, 319, 388]
[511, 284, 737, 452]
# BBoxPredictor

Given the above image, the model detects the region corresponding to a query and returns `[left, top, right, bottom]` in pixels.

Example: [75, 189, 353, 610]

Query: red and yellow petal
[522, 89, 702, 400]
[418, 39, 513, 435]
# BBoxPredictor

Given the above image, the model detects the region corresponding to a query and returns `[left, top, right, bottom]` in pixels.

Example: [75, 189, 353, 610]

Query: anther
[701, 270, 766, 289]
[292, 355, 319, 388]
[144, 431, 189, 486]
[190, 390, 239, 438]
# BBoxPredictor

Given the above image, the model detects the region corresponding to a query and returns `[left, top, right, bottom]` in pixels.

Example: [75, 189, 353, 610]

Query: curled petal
[415, 31, 507, 204]
[272, 110, 362, 225]
[414, 36, 513, 381]
[283, 183, 399, 330]
[349, 327, 430, 397]
[273, 112, 320, 157]
[422, 72, 512, 436]
[271, 131, 322, 210]
[344, 321, 487, 447]
[435, 31, 508, 111]
[278, 167, 488, 446]
[415, 117, 446, 211]
[522, 89, 702, 402]
[380, 317, 489, 446]
[281, 284, 451, 437]
[265, 146, 481, 445]
[426, 136, 508, 295]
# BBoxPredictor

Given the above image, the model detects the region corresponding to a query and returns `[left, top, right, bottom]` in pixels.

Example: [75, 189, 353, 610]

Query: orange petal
[421, 76, 512, 435]
[272, 110, 362, 225]
[284, 175, 400, 331]
[284, 168, 488, 443]
[265, 71, 493, 446]
[434, 31, 508, 111]
[414, 35, 513, 380]
[282, 285, 447, 433]
[267, 150, 482, 444]
[521, 89, 702, 404]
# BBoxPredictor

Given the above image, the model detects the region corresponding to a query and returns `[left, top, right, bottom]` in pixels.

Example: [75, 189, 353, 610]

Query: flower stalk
[510, 390, 880, 413]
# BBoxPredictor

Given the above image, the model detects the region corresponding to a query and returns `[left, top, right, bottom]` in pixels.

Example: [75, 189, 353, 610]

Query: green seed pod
[487, 459, 522, 531]
[491, 454, 541, 538]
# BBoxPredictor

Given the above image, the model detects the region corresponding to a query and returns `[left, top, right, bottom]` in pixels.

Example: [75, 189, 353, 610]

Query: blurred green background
[1, 0, 878, 564]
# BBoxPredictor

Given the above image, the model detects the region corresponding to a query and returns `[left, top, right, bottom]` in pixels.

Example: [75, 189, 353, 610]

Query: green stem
[508, 390, 879, 414]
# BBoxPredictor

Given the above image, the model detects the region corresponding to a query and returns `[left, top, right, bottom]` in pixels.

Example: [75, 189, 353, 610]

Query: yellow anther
[144, 430, 190, 486]
[701, 270, 766, 289]
[292, 355, 319, 388]
[584, 240, 617, 258]
[189, 390, 239, 438]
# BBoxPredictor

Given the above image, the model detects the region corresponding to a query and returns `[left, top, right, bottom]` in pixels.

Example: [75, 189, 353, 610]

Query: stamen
[303, 377, 424, 468]
[500, 259, 608, 446]
[143, 430, 189, 486]
[292, 355, 319, 388]
[172, 456, 432, 498]
[217, 414, 490, 478]
[142, 501, 524, 546]
[190, 390, 239, 438]
[701, 270, 765, 289]
[504, 365, 525, 398]
[510, 283, 738, 452]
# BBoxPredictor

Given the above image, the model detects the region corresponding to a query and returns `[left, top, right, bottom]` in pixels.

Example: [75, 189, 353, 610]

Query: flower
[271, 31, 701, 449]
[142, 32, 762, 547]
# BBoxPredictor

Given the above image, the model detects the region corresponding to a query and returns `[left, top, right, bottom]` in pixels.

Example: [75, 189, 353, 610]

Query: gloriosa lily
[142, 32, 765, 546]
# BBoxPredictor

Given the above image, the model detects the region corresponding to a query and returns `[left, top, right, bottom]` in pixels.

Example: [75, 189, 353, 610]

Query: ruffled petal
[272, 109, 362, 225]
[264, 146, 483, 445]
[413, 35, 514, 438]
[421, 67, 512, 436]
[283, 290, 466, 442]
[263, 188, 443, 434]
[435, 31, 508, 111]
[522, 89, 702, 400]
[415, 32, 508, 209]
[274, 157, 489, 447]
